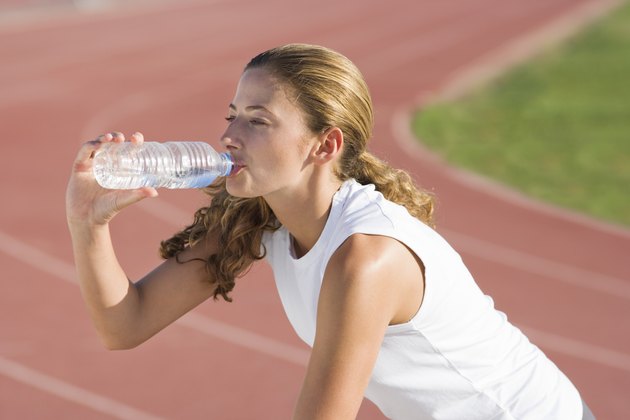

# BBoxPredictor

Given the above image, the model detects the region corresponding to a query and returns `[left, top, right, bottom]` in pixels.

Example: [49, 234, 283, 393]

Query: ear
[313, 127, 343, 165]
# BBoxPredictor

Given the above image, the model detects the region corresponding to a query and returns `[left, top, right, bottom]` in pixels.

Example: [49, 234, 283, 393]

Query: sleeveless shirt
[262, 179, 582, 419]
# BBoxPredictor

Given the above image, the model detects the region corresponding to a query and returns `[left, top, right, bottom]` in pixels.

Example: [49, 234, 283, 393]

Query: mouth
[229, 161, 246, 177]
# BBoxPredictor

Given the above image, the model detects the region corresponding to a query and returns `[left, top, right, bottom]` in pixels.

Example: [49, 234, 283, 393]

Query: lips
[229, 159, 246, 177]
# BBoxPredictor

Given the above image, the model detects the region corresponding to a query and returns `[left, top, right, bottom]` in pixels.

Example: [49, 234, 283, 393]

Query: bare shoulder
[299, 234, 425, 417]
[327, 233, 424, 285]
[324, 233, 425, 325]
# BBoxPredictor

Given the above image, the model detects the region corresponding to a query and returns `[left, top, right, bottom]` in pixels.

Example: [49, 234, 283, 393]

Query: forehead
[232, 68, 293, 109]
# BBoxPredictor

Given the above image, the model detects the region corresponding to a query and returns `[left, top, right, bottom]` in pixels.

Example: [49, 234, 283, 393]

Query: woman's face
[221, 68, 318, 200]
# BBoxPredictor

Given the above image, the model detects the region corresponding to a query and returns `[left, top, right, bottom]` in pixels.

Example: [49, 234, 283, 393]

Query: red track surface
[1, 0, 629, 418]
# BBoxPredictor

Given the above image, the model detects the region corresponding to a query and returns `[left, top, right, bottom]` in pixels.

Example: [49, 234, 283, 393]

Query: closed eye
[225, 115, 269, 126]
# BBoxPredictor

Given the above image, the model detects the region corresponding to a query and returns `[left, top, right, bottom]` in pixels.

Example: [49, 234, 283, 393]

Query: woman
[66, 44, 591, 419]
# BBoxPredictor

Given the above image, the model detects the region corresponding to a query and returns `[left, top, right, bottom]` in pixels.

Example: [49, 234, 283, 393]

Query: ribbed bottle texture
[93, 142, 233, 189]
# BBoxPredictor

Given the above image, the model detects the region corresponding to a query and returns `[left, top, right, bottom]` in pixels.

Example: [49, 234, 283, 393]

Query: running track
[1, 0, 629, 418]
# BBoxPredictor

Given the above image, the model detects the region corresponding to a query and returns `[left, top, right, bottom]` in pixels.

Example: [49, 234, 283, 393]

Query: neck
[265, 176, 343, 258]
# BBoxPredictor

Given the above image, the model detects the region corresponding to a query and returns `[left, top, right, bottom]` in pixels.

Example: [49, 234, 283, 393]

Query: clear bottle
[93, 141, 233, 189]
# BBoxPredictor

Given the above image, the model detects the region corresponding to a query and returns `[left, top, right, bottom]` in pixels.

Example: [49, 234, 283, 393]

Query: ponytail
[341, 151, 435, 228]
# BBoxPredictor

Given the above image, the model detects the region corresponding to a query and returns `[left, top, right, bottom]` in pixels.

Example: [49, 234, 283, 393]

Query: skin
[66, 68, 425, 419]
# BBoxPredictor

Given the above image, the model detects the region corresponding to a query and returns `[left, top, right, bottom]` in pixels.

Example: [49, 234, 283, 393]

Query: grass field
[412, 2, 630, 227]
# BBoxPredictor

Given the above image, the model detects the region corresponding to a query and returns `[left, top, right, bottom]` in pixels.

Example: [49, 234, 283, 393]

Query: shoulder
[327, 234, 421, 287]
[328, 234, 401, 276]
[322, 233, 424, 325]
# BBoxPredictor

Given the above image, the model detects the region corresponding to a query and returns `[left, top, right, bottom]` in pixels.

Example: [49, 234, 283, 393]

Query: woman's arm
[293, 234, 425, 420]
[69, 223, 217, 350]
[66, 132, 218, 350]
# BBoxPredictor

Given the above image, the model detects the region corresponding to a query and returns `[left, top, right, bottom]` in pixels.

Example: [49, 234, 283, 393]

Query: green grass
[412, 2, 630, 226]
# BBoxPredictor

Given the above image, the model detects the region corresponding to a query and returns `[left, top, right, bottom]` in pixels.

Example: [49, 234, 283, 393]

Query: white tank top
[262, 179, 582, 420]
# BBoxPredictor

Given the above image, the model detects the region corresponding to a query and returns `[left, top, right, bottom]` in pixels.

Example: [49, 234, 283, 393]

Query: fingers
[111, 132, 125, 143]
[129, 132, 144, 145]
[113, 187, 158, 212]
[73, 138, 106, 172]
[98, 131, 145, 145]
[96, 131, 144, 144]
[93, 132, 117, 144]
[75, 140, 100, 162]
[73, 131, 143, 172]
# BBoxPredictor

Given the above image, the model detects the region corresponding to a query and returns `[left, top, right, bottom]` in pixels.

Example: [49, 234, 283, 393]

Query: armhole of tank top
[401, 241, 426, 322]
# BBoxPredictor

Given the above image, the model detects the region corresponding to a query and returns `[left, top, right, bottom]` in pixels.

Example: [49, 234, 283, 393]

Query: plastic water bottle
[93, 141, 233, 189]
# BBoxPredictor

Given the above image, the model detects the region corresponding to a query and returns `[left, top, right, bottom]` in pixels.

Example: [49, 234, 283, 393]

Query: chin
[225, 178, 258, 199]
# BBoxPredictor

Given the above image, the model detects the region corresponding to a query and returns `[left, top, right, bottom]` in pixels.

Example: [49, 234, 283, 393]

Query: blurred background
[1, 0, 628, 418]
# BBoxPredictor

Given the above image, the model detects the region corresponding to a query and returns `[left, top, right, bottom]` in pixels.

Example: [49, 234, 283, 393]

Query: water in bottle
[93, 141, 233, 189]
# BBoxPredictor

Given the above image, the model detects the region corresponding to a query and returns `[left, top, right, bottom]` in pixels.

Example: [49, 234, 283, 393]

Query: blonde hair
[160, 44, 435, 301]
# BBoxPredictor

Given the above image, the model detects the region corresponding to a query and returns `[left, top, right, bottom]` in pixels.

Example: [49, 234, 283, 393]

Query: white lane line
[522, 326, 630, 374]
[0, 230, 77, 285]
[362, 0, 565, 76]
[179, 313, 309, 366]
[79, 59, 239, 141]
[0, 355, 164, 420]
[444, 229, 630, 300]
[0, 0, 213, 33]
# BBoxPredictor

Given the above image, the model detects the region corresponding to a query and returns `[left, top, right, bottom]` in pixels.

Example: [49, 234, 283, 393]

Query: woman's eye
[225, 115, 267, 126]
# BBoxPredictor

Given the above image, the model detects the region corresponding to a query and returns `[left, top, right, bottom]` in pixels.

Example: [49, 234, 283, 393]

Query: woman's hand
[66, 131, 158, 228]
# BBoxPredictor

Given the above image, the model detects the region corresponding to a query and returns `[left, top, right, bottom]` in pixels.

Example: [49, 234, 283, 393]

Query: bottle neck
[220, 152, 234, 176]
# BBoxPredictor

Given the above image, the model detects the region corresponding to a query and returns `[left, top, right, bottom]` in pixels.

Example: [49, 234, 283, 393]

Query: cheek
[250, 126, 314, 175]
[279, 145, 311, 173]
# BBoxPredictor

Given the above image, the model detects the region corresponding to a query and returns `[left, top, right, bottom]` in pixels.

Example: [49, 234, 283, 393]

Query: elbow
[98, 332, 144, 351]
[102, 339, 136, 351]
[101, 337, 135, 351]
[89, 311, 152, 350]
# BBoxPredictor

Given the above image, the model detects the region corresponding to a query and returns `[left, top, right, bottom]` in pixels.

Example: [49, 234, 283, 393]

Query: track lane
[1, 0, 628, 418]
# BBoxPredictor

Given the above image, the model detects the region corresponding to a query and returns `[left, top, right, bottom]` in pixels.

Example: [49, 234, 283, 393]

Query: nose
[220, 128, 240, 152]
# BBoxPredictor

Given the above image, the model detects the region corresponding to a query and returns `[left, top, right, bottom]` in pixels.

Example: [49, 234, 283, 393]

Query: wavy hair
[160, 44, 435, 301]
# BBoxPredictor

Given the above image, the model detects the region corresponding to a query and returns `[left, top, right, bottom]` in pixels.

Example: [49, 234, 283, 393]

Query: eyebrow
[228, 103, 272, 113]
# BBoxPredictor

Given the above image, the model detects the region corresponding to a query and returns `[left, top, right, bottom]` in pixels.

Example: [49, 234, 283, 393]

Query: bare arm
[293, 234, 425, 420]
[66, 132, 218, 349]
